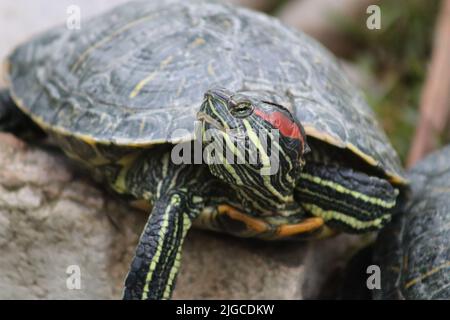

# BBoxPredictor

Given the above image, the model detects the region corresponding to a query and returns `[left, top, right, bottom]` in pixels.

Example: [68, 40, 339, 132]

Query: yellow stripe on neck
[300, 173, 397, 209]
[303, 203, 389, 230]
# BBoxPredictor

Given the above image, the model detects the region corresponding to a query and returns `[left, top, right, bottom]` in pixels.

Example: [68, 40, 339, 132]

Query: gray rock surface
[0, 0, 369, 299]
[0, 3, 138, 297]
[176, 228, 368, 299]
[0, 133, 144, 299]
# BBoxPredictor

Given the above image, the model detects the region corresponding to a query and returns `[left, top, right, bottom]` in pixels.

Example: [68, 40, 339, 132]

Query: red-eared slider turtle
[373, 146, 450, 299]
[0, 0, 407, 299]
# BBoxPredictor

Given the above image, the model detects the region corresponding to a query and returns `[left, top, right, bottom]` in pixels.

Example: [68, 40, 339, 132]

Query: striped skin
[296, 163, 398, 233]
[293, 139, 401, 233]
[199, 88, 307, 216]
[123, 189, 199, 300]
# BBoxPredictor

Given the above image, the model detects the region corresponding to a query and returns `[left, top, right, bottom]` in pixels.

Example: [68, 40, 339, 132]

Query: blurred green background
[334, 0, 441, 163]
[262, 0, 443, 163]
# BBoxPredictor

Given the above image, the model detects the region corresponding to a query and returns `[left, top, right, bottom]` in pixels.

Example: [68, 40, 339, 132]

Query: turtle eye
[228, 100, 254, 118]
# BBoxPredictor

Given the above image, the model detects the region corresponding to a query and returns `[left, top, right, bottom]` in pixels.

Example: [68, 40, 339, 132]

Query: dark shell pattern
[5, 0, 405, 183]
[374, 145, 450, 299]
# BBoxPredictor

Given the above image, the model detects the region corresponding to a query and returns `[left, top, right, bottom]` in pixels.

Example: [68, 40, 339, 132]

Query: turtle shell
[4, 0, 406, 184]
[374, 145, 450, 299]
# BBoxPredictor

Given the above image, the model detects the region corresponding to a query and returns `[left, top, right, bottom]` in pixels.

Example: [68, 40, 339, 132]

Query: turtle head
[197, 88, 308, 212]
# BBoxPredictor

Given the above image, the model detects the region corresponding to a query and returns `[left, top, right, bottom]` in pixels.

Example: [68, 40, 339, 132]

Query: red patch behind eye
[254, 109, 304, 145]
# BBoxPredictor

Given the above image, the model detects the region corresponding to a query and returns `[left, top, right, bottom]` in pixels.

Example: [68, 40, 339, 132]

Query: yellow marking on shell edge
[79, 134, 101, 147]
[304, 125, 407, 185]
[404, 261, 450, 289]
[5, 62, 159, 147]
[71, 14, 156, 72]
[276, 217, 324, 236]
[218, 205, 269, 233]
[8, 85, 166, 147]
[300, 173, 397, 208]
[129, 55, 174, 99]
[303, 203, 389, 230]
[51, 133, 110, 167]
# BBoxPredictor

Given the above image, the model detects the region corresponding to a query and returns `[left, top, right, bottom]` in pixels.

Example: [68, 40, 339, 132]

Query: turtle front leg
[295, 163, 399, 233]
[123, 189, 201, 300]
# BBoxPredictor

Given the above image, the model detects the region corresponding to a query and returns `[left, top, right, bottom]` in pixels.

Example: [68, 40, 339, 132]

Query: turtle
[372, 145, 450, 299]
[0, 0, 407, 300]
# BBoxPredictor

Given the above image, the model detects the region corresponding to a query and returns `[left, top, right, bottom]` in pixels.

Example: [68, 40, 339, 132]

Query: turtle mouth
[197, 112, 227, 132]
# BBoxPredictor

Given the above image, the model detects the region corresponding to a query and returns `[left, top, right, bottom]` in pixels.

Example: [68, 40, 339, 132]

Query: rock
[0, 0, 369, 300]
[175, 231, 369, 299]
[0, 133, 144, 299]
